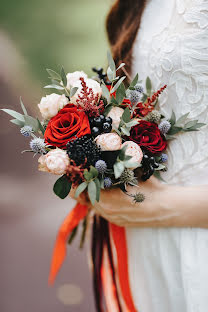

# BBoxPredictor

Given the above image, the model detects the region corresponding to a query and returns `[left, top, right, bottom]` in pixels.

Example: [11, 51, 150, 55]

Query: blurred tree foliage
[0, 0, 110, 84]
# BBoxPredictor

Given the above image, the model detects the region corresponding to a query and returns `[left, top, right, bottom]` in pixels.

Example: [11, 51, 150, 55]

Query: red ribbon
[48, 203, 88, 285]
[110, 223, 137, 312]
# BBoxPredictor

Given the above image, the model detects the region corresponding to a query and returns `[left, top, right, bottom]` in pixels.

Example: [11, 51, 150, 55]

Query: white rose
[107, 106, 124, 129]
[66, 71, 88, 88]
[95, 133, 122, 151]
[38, 149, 69, 175]
[70, 78, 102, 106]
[122, 141, 143, 169]
[38, 93, 68, 120]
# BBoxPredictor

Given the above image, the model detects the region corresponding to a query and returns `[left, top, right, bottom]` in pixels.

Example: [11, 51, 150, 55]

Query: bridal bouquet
[2, 52, 205, 284]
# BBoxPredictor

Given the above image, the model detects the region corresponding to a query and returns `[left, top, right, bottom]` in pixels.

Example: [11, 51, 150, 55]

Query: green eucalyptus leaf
[130, 73, 139, 88]
[116, 62, 125, 71]
[175, 113, 189, 126]
[61, 66, 67, 87]
[111, 95, 118, 105]
[37, 118, 45, 135]
[88, 180, 97, 205]
[194, 122, 206, 128]
[116, 83, 126, 104]
[124, 161, 139, 168]
[75, 182, 88, 198]
[10, 119, 25, 127]
[153, 171, 166, 182]
[100, 179, 105, 189]
[122, 107, 131, 123]
[107, 50, 116, 72]
[107, 66, 115, 82]
[24, 115, 39, 132]
[53, 175, 72, 199]
[1, 109, 25, 122]
[46, 69, 61, 81]
[165, 134, 176, 140]
[141, 93, 148, 103]
[111, 76, 126, 94]
[44, 84, 64, 90]
[84, 170, 93, 181]
[169, 111, 176, 126]
[20, 97, 28, 115]
[112, 126, 122, 136]
[114, 161, 125, 179]
[70, 87, 78, 98]
[101, 84, 110, 102]
[94, 178, 101, 202]
[125, 119, 139, 128]
[121, 126, 130, 136]
[146, 76, 152, 95]
[168, 126, 183, 135]
[119, 145, 127, 161]
[184, 120, 198, 129]
[155, 164, 166, 171]
[90, 166, 98, 178]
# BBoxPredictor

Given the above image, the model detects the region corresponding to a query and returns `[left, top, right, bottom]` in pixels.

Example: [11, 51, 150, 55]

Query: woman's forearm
[93, 181, 208, 228]
[157, 184, 208, 228]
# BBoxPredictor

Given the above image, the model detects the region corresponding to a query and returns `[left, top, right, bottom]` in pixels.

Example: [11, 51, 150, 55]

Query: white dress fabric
[126, 0, 208, 311]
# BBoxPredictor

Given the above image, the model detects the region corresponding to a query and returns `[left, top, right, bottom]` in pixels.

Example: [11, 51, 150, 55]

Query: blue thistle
[127, 89, 141, 104]
[95, 160, 107, 174]
[134, 84, 144, 93]
[161, 153, 168, 163]
[30, 137, 46, 154]
[20, 125, 33, 137]
[158, 120, 171, 134]
[104, 177, 112, 188]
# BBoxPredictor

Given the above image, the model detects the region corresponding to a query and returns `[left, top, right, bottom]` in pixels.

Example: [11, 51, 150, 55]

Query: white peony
[122, 141, 143, 169]
[38, 93, 68, 120]
[107, 106, 124, 129]
[38, 149, 69, 175]
[95, 133, 122, 151]
[70, 78, 102, 106]
[66, 71, 88, 88]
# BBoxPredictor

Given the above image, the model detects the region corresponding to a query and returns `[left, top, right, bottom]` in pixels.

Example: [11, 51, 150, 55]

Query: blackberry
[90, 114, 112, 136]
[102, 122, 112, 133]
[66, 135, 101, 167]
[141, 152, 159, 181]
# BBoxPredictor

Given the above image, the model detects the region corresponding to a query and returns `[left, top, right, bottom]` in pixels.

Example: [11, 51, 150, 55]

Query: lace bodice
[132, 0, 208, 185]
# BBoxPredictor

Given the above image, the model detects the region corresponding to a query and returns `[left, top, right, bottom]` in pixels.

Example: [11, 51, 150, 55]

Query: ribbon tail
[48, 203, 88, 285]
[110, 223, 137, 312]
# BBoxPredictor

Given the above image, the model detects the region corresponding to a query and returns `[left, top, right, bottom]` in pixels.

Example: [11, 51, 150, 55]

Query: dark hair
[106, 0, 147, 78]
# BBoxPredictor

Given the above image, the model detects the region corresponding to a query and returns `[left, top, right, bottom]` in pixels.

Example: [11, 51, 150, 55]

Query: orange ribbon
[110, 223, 137, 312]
[48, 203, 88, 285]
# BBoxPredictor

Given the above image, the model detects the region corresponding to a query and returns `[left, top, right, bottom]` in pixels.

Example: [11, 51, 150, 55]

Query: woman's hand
[93, 177, 208, 228]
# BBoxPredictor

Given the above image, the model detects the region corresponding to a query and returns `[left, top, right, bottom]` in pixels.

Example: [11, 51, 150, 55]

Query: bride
[93, 0, 208, 311]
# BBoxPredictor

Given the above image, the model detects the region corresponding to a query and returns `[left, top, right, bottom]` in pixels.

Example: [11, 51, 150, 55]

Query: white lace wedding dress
[126, 0, 208, 311]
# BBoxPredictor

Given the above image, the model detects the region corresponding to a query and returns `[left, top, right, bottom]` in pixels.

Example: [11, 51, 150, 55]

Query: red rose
[129, 120, 167, 155]
[44, 103, 91, 148]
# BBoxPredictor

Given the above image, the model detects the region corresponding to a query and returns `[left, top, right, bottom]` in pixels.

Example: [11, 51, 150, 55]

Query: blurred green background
[0, 1, 111, 312]
[0, 0, 109, 85]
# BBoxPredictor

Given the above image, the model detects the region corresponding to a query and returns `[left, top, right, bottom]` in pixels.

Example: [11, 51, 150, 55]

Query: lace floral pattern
[133, 0, 208, 185]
